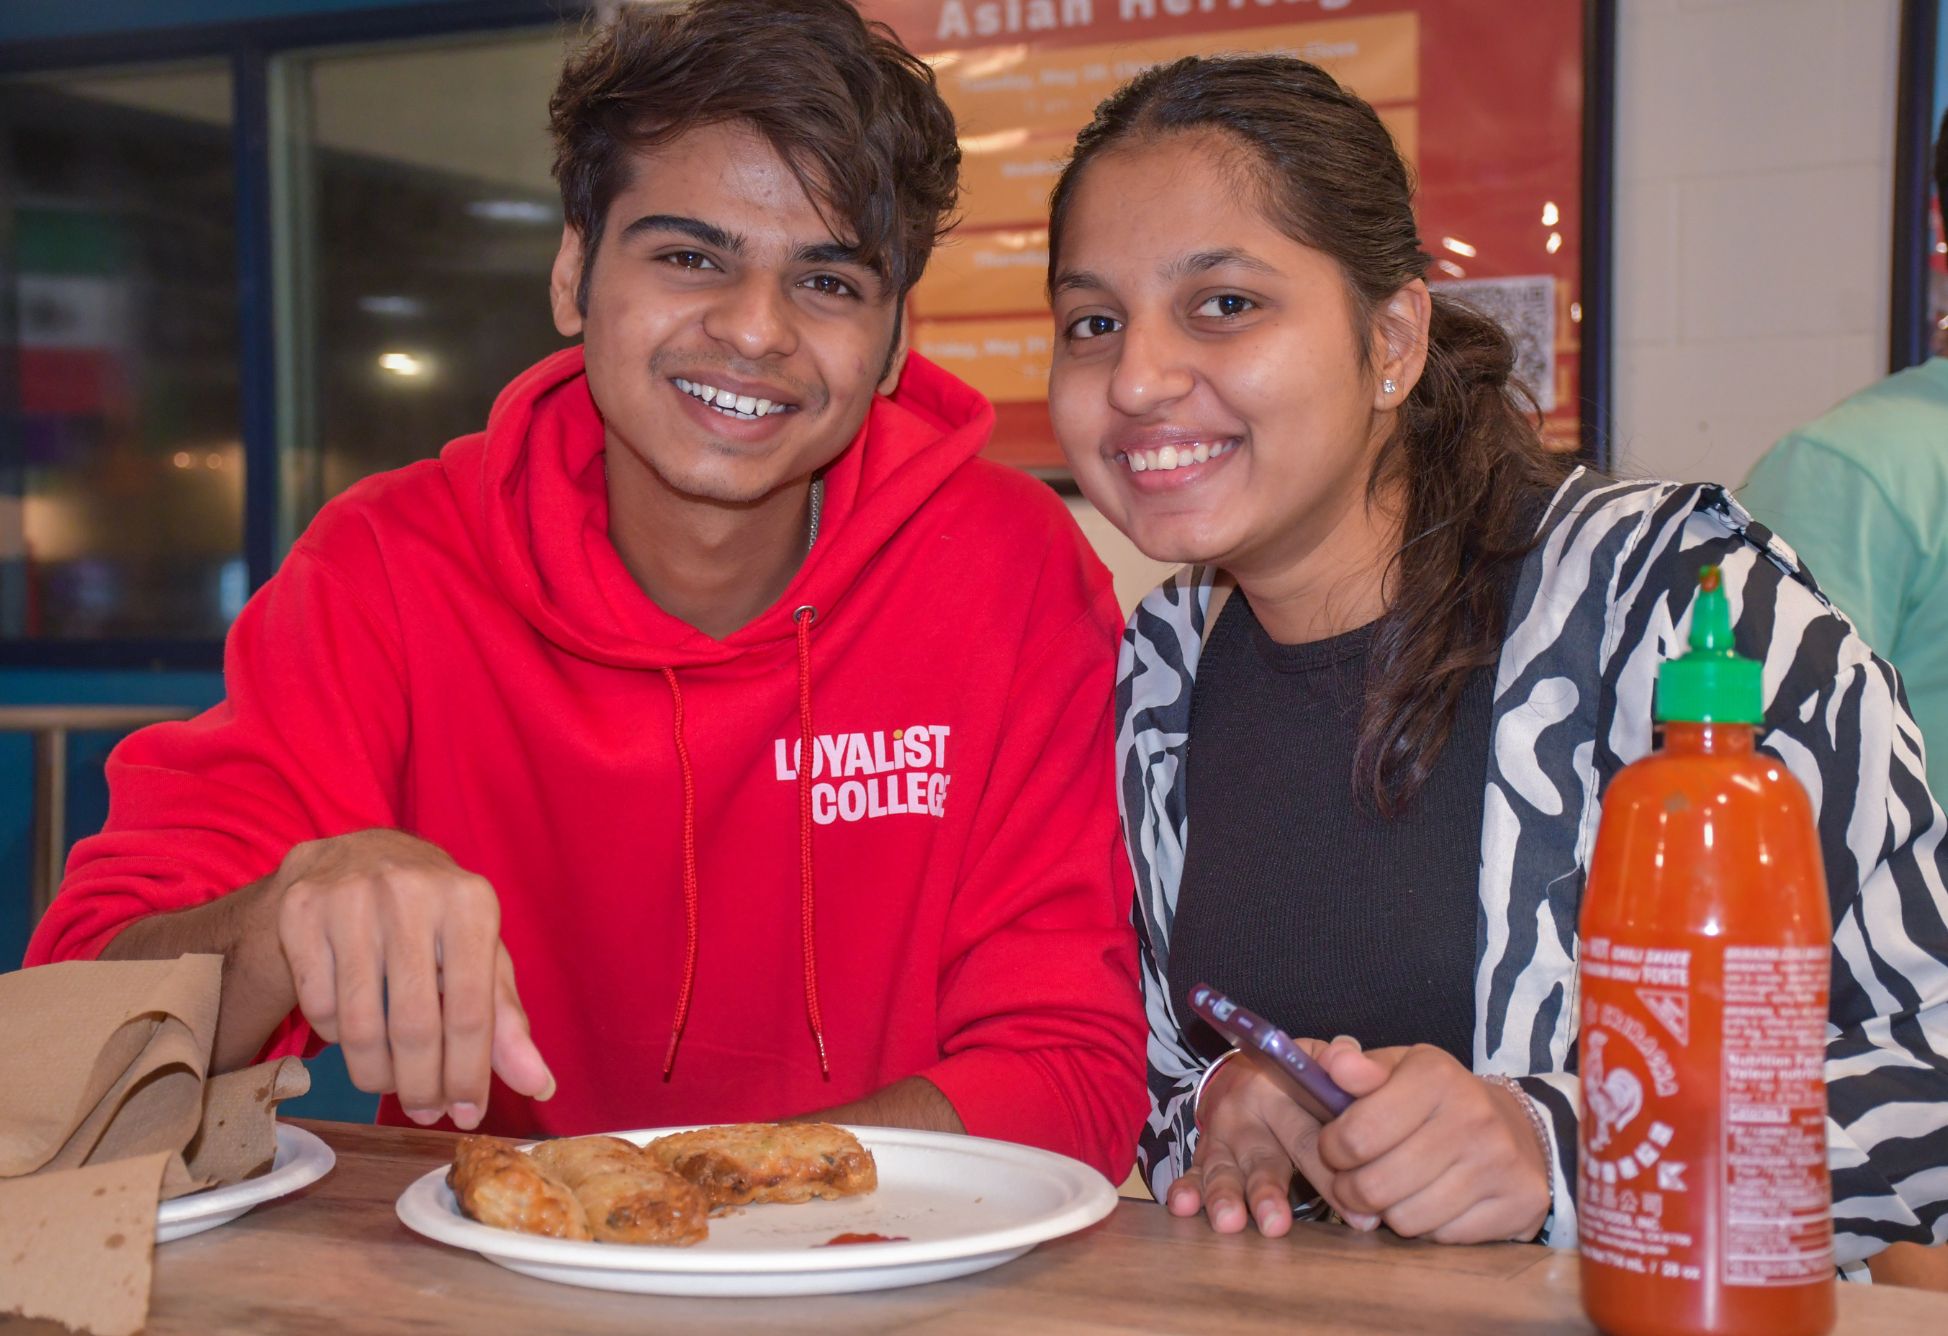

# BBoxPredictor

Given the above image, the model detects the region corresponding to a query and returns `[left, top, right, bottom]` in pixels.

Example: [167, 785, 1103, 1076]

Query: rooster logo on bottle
[1585, 1030, 1646, 1153]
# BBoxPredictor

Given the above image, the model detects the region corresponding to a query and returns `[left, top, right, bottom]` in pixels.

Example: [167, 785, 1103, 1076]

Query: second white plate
[395, 1125, 1116, 1296]
[157, 1123, 336, 1244]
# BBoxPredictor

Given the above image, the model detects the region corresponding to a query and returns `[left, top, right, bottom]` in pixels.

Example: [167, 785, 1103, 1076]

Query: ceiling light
[465, 199, 557, 225]
[359, 295, 425, 318]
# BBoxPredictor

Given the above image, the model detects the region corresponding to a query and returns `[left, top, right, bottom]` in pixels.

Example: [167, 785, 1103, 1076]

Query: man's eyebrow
[1049, 268, 1107, 298]
[1165, 247, 1279, 280]
[618, 214, 745, 253]
[795, 239, 875, 270]
[797, 239, 891, 289]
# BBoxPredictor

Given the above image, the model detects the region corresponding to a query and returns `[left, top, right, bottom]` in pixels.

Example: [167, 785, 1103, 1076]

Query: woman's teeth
[1119, 439, 1237, 473]
[675, 377, 792, 420]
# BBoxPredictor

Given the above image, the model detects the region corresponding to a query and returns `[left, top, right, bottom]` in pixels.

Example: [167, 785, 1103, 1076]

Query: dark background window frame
[0, 0, 1616, 663]
[1893, 0, 1942, 373]
[0, 0, 587, 669]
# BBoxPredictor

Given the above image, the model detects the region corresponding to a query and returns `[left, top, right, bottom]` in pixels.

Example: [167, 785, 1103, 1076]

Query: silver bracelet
[1483, 1073, 1555, 1183]
[1191, 1048, 1244, 1132]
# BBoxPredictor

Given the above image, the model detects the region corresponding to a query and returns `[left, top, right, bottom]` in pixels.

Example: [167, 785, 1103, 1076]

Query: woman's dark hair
[1049, 56, 1574, 816]
[550, 0, 961, 312]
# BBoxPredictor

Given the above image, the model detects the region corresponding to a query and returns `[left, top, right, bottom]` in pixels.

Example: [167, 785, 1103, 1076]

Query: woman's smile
[1109, 424, 1244, 489]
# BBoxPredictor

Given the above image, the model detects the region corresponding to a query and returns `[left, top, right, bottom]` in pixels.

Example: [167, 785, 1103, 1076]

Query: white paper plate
[395, 1125, 1116, 1296]
[156, 1123, 336, 1244]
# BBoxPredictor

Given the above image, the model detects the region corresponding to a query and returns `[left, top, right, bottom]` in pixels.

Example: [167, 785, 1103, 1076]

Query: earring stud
[1382, 378, 1397, 395]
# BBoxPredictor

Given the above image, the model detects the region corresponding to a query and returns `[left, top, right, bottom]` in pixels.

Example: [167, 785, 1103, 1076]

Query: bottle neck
[1661, 721, 1756, 754]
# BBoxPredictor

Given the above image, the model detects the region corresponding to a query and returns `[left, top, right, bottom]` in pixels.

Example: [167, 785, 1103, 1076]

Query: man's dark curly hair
[550, 0, 961, 312]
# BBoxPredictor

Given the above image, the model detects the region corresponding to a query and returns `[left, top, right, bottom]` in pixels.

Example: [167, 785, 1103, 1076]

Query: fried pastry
[646, 1122, 877, 1208]
[529, 1134, 709, 1246]
[448, 1135, 592, 1241]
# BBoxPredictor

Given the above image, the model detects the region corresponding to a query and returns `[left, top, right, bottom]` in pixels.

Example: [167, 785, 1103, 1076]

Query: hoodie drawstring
[661, 665, 700, 1079]
[659, 607, 829, 1082]
[794, 605, 830, 1079]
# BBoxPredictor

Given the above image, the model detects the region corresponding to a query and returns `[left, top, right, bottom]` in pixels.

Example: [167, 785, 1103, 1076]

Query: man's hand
[270, 830, 554, 1129]
[1314, 1043, 1551, 1244]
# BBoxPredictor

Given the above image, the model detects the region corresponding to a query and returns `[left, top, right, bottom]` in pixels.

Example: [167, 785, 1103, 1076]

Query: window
[275, 30, 569, 536]
[0, 64, 241, 641]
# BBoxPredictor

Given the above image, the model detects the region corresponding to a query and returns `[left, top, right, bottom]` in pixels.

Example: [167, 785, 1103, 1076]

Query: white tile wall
[1065, 496, 1176, 615]
[1613, 0, 1901, 485]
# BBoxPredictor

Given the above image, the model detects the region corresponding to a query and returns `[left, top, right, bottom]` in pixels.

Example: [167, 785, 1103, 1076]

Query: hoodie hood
[446, 345, 995, 667]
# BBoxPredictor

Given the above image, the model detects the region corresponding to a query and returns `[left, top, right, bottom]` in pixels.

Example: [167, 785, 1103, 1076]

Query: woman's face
[1048, 132, 1416, 582]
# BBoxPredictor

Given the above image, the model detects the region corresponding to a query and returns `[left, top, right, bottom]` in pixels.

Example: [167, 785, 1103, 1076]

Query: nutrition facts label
[1722, 945, 1830, 1286]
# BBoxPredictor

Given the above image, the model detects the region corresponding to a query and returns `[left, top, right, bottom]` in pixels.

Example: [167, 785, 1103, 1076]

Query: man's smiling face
[551, 120, 905, 505]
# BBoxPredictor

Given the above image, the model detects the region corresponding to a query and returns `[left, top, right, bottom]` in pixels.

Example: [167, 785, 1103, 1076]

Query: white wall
[1069, 0, 1906, 607]
[1066, 495, 1176, 614]
[1611, 0, 1901, 486]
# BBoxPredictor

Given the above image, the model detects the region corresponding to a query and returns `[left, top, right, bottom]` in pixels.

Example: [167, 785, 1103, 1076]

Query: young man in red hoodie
[26, 0, 1146, 1181]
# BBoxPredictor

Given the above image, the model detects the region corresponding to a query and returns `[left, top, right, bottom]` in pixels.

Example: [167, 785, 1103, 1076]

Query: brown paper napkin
[0, 1152, 171, 1336]
[184, 1057, 311, 1186]
[0, 956, 313, 1335]
[0, 955, 220, 1180]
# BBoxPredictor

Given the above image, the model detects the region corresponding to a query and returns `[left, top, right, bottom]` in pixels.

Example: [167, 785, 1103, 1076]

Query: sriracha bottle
[1578, 566, 1834, 1336]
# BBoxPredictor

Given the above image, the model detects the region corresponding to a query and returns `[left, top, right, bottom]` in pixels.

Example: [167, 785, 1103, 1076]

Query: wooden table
[0, 704, 197, 920]
[136, 1121, 1946, 1334]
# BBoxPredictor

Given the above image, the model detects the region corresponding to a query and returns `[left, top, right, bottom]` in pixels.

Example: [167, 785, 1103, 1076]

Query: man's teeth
[674, 377, 792, 419]
[1121, 440, 1237, 473]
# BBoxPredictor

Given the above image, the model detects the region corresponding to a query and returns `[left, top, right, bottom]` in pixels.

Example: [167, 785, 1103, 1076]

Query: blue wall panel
[2, 666, 374, 1121]
[1, 667, 225, 970]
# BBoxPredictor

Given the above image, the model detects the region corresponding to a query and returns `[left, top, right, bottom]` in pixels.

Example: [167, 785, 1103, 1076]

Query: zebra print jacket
[1119, 468, 1948, 1269]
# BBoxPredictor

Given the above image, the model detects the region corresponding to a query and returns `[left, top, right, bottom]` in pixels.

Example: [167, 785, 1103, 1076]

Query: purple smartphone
[1189, 983, 1354, 1119]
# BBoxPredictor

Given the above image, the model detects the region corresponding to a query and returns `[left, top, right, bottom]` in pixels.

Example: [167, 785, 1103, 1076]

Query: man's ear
[877, 299, 913, 397]
[550, 223, 587, 337]
[1370, 278, 1432, 409]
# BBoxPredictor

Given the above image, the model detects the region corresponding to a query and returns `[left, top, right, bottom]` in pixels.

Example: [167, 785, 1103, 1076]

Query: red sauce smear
[820, 1232, 908, 1246]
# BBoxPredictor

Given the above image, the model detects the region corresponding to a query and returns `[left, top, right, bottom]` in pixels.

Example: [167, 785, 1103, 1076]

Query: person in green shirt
[1741, 360, 1948, 799]
[1741, 360, 1948, 807]
[1740, 122, 1948, 809]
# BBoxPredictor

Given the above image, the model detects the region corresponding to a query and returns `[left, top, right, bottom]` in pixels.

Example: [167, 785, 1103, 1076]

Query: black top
[1167, 594, 1492, 1068]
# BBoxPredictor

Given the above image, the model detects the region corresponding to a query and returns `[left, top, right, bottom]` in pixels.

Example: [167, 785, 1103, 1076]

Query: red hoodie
[28, 347, 1146, 1180]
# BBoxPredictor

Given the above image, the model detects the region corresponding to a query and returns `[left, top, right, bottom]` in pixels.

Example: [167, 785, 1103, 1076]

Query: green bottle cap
[1656, 565, 1763, 724]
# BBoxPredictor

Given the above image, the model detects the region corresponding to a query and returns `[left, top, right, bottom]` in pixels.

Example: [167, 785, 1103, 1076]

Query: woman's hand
[1165, 1044, 1378, 1236]
[1314, 1043, 1551, 1244]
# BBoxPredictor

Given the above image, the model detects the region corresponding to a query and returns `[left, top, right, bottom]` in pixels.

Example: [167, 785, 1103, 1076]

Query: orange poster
[865, 0, 1591, 473]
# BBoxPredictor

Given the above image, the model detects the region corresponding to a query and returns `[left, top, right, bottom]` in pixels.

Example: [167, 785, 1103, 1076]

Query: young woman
[1045, 55, 1948, 1271]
